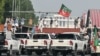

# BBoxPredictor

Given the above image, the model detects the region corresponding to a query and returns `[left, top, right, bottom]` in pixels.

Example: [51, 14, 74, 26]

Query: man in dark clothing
[87, 27, 91, 38]
[74, 17, 79, 28]
[50, 18, 53, 27]
[87, 27, 92, 44]
[16, 25, 22, 33]
[86, 27, 92, 54]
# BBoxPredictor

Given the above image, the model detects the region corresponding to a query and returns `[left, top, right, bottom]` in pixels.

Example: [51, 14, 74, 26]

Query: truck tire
[7, 49, 12, 56]
[16, 47, 21, 55]
[27, 51, 32, 55]
[81, 46, 86, 56]
[96, 53, 100, 56]
[7, 45, 13, 56]
[21, 48, 25, 55]
[72, 45, 77, 56]
[91, 53, 97, 56]
[0, 52, 1, 56]
[35, 51, 42, 55]
[62, 53, 67, 56]
[52, 51, 57, 56]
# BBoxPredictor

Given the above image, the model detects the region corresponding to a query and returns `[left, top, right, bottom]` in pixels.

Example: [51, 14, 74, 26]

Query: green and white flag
[58, 4, 72, 17]
[93, 28, 98, 39]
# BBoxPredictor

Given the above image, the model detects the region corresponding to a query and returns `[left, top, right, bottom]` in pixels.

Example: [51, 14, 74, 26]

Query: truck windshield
[55, 34, 75, 39]
[0, 34, 5, 40]
[33, 34, 49, 39]
[14, 34, 29, 39]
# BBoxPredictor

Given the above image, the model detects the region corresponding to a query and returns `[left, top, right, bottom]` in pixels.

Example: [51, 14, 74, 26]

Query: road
[1, 52, 91, 56]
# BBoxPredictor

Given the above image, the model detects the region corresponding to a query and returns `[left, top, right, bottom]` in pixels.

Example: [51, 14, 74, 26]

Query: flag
[58, 4, 72, 17]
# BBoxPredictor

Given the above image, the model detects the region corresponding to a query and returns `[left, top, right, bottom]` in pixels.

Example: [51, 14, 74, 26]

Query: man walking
[93, 25, 99, 39]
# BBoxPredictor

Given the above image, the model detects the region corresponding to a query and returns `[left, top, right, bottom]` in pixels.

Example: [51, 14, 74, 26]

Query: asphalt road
[1, 52, 91, 56]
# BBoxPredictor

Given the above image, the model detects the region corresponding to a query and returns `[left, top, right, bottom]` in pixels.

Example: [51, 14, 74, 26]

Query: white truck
[0, 32, 21, 56]
[13, 33, 31, 55]
[50, 32, 88, 56]
[0, 32, 31, 56]
[25, 33, 53, 55]
[0, 32, 11, 56]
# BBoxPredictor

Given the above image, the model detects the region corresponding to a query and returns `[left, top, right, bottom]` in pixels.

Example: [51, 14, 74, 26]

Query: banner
[28, 18, 33, 26]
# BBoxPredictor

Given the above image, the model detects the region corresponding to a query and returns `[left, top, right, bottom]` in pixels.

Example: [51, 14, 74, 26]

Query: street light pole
[12, 0, 14, 17]
[19, 0, 20, 17]
[15, 0, 16, 17]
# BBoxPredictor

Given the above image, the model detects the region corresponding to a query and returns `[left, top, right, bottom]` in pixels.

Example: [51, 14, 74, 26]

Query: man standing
[6, 23, 12, 39]
[50, 18, 53, 28]
[74, 17, 79, 28]
[87, 27, 91, 40]
[93, 25, 98, 38]
[80, 25, 86, 38]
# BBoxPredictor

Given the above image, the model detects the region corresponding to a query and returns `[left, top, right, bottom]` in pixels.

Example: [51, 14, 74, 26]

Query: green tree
[0, 0, 5, 24]
[3, 0, 36, 25]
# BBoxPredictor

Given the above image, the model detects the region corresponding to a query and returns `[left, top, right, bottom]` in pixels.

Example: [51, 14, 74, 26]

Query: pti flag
[58, 4, 72, 17]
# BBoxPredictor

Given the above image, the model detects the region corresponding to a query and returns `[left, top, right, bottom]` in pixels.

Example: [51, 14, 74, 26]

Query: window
[14, 34, 29, 39]
[55, 34, 75, 39]
[63, 21, 65, 27]
[76, 35, 81, 40]
[0, 34, 5, 40]
[33, 34, 49, 39]
[59, 21, 62, 26]
[50, 34, 56, 39]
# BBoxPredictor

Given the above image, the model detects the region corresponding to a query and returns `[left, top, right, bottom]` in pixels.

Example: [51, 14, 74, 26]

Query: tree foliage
[0, 0, 36, 25]
[0, 0, 5, 24]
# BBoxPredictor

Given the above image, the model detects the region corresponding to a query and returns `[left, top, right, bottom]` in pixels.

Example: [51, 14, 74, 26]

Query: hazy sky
[30, 0, 100, 17]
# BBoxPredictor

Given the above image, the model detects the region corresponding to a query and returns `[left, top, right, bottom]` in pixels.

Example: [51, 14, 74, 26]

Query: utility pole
[19, 0, 20, 17]
[15, 0, 16, 17]
[12, 0, 14, 17]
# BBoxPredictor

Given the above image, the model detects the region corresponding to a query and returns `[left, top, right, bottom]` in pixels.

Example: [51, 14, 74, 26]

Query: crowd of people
[3, 17, 26, 34]
[80, 24, 100, 42]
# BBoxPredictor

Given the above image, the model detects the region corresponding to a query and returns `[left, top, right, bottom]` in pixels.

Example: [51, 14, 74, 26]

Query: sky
[30, 0, 100, 17]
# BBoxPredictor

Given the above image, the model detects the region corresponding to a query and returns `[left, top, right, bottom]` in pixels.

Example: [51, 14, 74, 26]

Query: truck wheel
[52, 51, 57, 56]
[7, 49, 13, 56]
[27, 51, 32, 55]
[21, 48, 25, 55]
[72, 48, 77, 56]
[16, 48, 21, 55]
[81, 46, 86, 56]
[46, 51, 50, 56]
[97, 53, 100, 56]
[0, 52, 1, 56]
[81, 51, 85, 56]
[62, 53, 67, 56]
[72, 45, 77, 56]
[91, 53, 97, 56]
[35, 51, 42, 55]
[86, 47, 91, 54]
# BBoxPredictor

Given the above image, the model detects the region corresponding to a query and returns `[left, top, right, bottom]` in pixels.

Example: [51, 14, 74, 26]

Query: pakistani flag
[58, 4, 72, 17]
